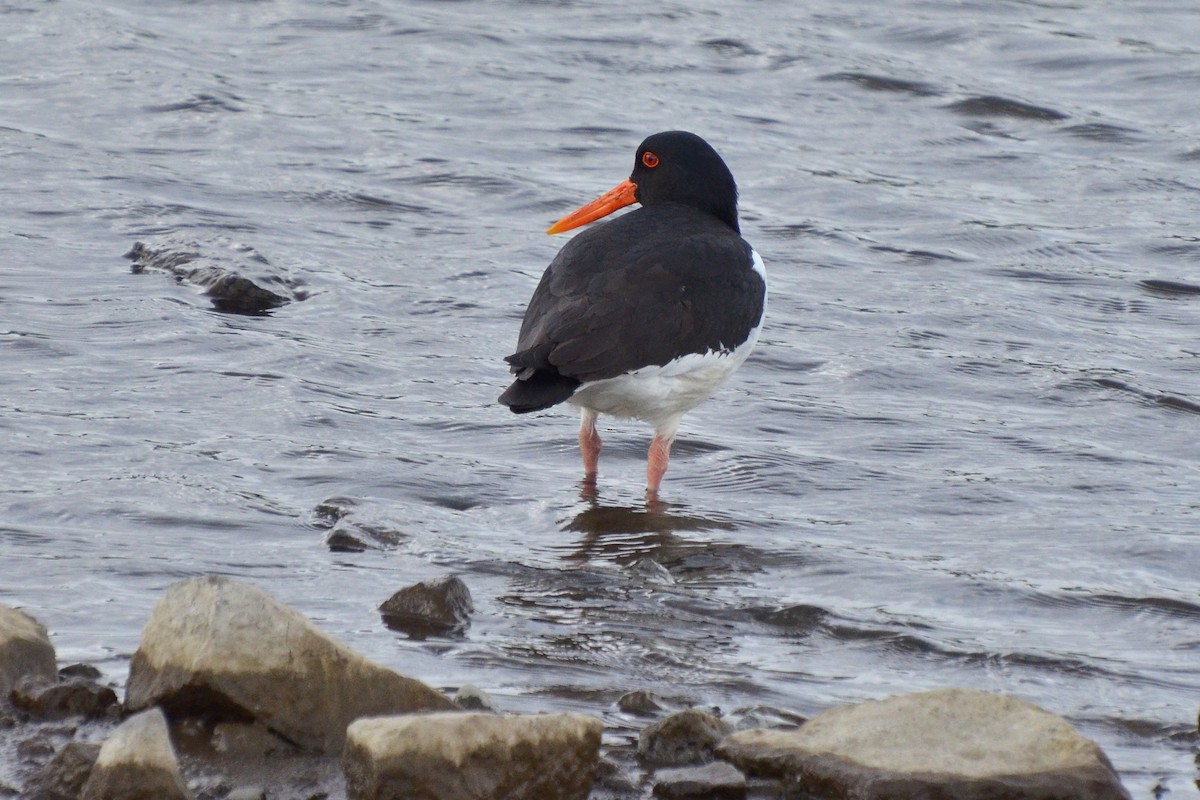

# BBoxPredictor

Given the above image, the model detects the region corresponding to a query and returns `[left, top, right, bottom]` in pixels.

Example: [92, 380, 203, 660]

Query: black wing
[499, 205, 764, 413]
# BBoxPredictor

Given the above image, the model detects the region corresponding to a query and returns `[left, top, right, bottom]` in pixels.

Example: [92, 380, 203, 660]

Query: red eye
[641, 151, 660, 168]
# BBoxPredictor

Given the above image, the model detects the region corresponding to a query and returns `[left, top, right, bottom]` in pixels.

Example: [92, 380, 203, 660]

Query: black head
[629, 131, 740, 233]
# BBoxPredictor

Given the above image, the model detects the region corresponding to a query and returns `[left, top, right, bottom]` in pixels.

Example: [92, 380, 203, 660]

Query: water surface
[2, 0, 1198, 794]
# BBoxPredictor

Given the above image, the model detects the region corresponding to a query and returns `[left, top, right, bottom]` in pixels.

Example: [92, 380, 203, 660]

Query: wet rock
[343, 711, 603, 800]
[379, 575, 473, 637]
[325, 522, 409, 553]
[725, 704, 807, 731]
[326, 525, 370, 553]
[125, 576, 456, 753]
[23, 741, 101, 800]
[212, 721, 294, 757]
[653, 761, 746, 799]
[17, 733, 58, 763]
[594, 754, 638, 796]
[638, 708, 731, 766]
[618, 689, 665, 715]
[717, 688, 1132, 800]
[315, 498, 411, 552]
[945, 95, 1069, 121]
[0, 604, 57, 697]
[12, 675, 119, 719]
[126, 237, 303, 314]
[59, 663, 103, 681]
[453, 684, 495, 711]
[81, 707, 190, 800]
[226, 787, 267, 800]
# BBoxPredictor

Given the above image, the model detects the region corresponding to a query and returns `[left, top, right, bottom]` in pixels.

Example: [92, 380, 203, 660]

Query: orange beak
[546, 178, 638, 234]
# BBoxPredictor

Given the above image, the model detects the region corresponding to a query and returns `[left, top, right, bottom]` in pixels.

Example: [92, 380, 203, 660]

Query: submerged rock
[124, 576, 455, 753]
[638, 708, 732, 766]
[0, 604, 57, 697]
[81, 707, 191, 800]
[653, 761, 746, 799]
[126, 236, 304, 314]
[23, 741, 101, 800]
[379, 575, 473, 637]
[342, 711, 603, 800]
[717, 688, 1131, 800]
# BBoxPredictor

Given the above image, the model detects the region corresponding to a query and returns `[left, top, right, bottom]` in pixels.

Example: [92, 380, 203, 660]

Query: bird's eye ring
[641, 151, 660, 168]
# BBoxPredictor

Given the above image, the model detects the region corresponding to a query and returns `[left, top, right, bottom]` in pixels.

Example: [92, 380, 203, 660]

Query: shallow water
[2, 0, 1199, 794]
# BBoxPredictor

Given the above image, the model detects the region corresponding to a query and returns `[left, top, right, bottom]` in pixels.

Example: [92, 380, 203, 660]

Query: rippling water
[3, 0, 1199, 794]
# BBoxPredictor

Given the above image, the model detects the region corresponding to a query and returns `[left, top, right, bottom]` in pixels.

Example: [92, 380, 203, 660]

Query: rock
[81, 708, 190, 800]
[212, 721, 293, 757]
[23, 741, 101, 800]
[17, 733, 58, 763]
[126, 237, 303, 314]
[725, 704, 807, 731]
[453, 684, 495, 712]
[326, 525, 370, 553]
[59, 663, 103, 681]
[325, 523, 409, 553]
[0, 604, 57, 697]
[226, 787, 267, 800]
[638, 708, 731, 766]
[342, 711, 603, 800]
[618, 689, 664, 715]
[379, 575, 473, 637]
[12, 675, 119, 719]
[653, 761, 746, 799]
[125, 576, 456, 753]
[594, 754, 638, 795]
[717, 688, 1132, 800]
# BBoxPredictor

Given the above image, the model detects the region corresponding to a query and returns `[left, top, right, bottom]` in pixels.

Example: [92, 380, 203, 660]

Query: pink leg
[579, 409, 601, 481]
[646, 434, 673, 498]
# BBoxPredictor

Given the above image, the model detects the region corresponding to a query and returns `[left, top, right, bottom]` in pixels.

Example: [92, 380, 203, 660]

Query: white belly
[568, 322, 761, 431]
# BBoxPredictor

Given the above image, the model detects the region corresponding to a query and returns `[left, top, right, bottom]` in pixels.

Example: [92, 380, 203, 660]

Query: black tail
[498, 370, 580, 414]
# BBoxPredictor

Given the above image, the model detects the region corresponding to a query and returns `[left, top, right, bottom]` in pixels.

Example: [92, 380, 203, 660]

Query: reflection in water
[561, 488, 738, 566]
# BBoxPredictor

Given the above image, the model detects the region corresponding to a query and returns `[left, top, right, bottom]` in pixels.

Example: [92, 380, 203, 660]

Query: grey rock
[653, 761, 746, 799]
[618, 689, 664, 715]
[453, 684, 495, 712]
[12, 675, 118, 719]
[17, 733, 58, 763]
[343, 711, 603, 800]
[638, 708, 732, 766]
[717, 688, 1132, 800]
[212, 722, 293, 757]
[82, 708, 191, 800]
[22, 741, 101, 800]
[325, 523, 409, 553]
[325, 525, 370, 553]
[0, 604, 57, 697]
[125, 576, 455, 753]
[226, 787, 267, 800]
[59, 663, 103, 681]
[379, 575, 473, 637]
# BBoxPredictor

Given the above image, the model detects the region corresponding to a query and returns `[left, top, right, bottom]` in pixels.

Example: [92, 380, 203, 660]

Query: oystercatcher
[499, 131, 766, 497]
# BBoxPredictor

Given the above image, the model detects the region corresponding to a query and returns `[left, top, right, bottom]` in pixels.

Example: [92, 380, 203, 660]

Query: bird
[498, 131, 766, 498]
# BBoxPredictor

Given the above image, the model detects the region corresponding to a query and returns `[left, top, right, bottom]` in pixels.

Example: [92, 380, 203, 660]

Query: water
[2, 0, 1198, 794]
